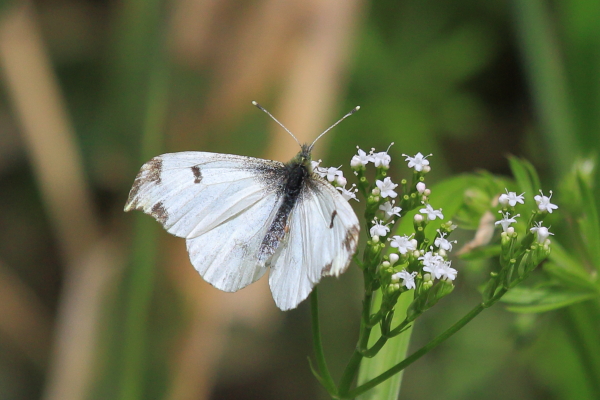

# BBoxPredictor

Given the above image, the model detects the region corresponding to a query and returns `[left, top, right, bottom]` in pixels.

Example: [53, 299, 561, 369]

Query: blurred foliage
[1, 0, 599, 399]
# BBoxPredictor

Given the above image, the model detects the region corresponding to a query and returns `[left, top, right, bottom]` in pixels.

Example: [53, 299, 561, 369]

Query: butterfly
[124, 102, 360, 310]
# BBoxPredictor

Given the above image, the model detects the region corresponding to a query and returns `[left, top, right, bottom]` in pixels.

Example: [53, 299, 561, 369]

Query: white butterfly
[124, 102, 360, 310]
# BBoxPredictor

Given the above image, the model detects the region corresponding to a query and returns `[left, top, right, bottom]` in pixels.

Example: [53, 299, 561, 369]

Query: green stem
[310, 289, 338, 396]
[344, 289, 508, 399]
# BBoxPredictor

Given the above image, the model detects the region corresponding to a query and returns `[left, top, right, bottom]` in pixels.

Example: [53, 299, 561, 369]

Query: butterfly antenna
[252, 101, 301, 147]
[309, 106, 360, 151]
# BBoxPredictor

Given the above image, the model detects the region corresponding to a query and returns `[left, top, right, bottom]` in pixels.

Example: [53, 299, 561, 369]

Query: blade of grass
[511, 0, 578, 177]
[118, 55, 170, 400]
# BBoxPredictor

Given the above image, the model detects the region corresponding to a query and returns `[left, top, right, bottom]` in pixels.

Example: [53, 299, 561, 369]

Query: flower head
[434, 231, 457, 252]
[388, 234, 417, 254]
[370, 218, 390, 237]
[439, 261, 458, 281]
[379, 201, 402, 219]
[392, 270, 417, 290]
[419, 204, 444, 220]
[534, 190, 558, 213]
[499, 189, 525, 207]
[416, 182, 426, 194]
[350, 147, 374, 168]
[403, 152, 431, 172]
[530, 222, 553, 244]
[376, 177, 398, 198]
[495, 211, 519, 233]
[372, 143, 394, 168]
[419, 250, 447, 280]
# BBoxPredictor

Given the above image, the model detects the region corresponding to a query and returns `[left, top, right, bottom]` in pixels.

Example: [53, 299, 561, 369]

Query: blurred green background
[0, 0, 599, 399]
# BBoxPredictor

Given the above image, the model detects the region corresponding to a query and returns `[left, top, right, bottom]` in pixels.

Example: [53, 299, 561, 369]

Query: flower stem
[310, 288, 338, 396]
[343, 288, 508, 399]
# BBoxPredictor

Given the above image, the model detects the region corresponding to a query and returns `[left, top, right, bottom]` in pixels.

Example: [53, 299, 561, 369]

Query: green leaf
[502, 285, 598, 313]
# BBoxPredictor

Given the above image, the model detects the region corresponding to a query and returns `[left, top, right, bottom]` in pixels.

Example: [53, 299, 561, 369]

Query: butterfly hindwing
[125, 152, 287, 291]
[268, 174, 360, 310]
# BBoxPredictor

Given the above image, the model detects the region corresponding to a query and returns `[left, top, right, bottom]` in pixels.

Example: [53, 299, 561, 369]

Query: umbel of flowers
[308, 144, 558, 399]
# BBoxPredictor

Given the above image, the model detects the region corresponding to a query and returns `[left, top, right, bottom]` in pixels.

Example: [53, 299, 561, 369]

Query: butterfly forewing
[125, 152, 288, 292]
[268, 175, 360, 311]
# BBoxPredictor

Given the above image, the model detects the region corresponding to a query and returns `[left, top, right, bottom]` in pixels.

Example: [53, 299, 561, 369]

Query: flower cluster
[495, 189, 558, 245]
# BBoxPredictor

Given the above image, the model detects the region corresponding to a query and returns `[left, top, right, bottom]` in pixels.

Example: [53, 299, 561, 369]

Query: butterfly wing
[124, 151, 286, 291]
[267, 175, 360, 311]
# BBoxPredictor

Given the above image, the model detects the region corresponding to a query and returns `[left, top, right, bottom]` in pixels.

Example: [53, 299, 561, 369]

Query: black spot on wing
[329, 210, 337, 229]
[343, 225, 360, 254]
[191, 165, 202, 183]
[125, 157, 163, 210]
[151, 202, 168, 225]
[146, 157, 162, 184]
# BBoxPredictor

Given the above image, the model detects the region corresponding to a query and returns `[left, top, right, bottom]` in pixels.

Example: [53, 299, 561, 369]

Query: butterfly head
[288, 144, 313, 172]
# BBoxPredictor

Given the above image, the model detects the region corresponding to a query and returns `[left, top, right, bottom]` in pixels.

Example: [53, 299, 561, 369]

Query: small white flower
[416, 182, 426, 194]
[388, 234, 417, 254]
[392, 270, 417, 290]
[534, 190, 558, 213]
[495, 211, 520, 233]
[311, 159, 322, 170]
[389, 253, 400, 264]
[336, 184, 359, 202]
[419, 250, 447, 280]
[403, 152, 431, 172]
[335, 174, 347, 186]
[499, 189, 525, 207]
[376, 177, 398, 198]
[324, 166, 343, 183]
[350, 147, 374, 168]
[530, 222, 553, 244]
[379, 200, 402, 219]
[419, 204, 444, 220]
[372, 143, 394, 168]
[439, 261, 458, 281]
[370, 218, 390, 237]
[434, 231, 457, 252]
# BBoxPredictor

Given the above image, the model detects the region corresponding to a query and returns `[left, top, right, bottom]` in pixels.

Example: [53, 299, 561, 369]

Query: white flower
[403, 152, 431, 172]
[392, 270, 417, 290]
[351, 147, 374, 168]
[419, 204, 444, 220]
[389, 253, 399, 264]
[379, 201, 402, 219]
[376, 177, 398, 198]
[434, 231, 457, 252]
[324, 166, 343, 183]
[388, 234, 417, 254]
[416, 182, 426, 194]
[370, 218, 390, 237]
[337, 184, 358, 202]
[372, 143, 394, 168]
[530, 222, 553, 244]
[419, 251, 444, 279]
[439, 261, 458, 281]
[335, 174, 347, 186]
[499, 189, 525, 207]
[495, 211, 520, 232]
[534, 190, 558, 213]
